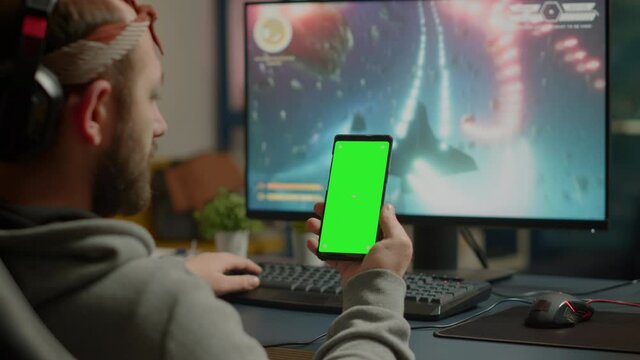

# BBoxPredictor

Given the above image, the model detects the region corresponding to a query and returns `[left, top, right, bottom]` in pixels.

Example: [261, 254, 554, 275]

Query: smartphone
[317, 134, 393, 261]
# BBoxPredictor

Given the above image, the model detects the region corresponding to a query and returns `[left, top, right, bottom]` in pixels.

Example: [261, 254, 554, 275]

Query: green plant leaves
[193, 188, 261, 239]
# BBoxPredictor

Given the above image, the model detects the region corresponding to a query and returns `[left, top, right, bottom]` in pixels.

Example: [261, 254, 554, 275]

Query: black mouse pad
[435, 306, 640, 354]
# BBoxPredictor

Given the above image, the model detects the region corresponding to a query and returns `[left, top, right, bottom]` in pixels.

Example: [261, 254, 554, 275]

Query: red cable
[586, 299, 640, 309]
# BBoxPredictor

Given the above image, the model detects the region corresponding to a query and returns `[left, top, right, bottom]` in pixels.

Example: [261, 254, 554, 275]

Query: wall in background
[147, 0, 218, 159]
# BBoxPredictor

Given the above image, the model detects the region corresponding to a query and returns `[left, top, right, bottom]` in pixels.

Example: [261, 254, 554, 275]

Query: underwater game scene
[245, 0, 607, 222]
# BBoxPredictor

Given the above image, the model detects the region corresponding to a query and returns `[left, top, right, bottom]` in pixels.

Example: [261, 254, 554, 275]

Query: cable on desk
[585, 299, 640, 308]
[491, 279, 640, 298]
[411, 298, 532, 331]
[263, 332, 327, 348]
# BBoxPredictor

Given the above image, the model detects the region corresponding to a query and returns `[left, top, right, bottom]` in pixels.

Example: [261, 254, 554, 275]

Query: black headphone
[0, 0, 63, 161]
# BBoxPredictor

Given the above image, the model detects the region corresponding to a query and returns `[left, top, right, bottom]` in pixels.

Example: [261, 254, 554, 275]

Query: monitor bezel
[243, 0, 610, 230]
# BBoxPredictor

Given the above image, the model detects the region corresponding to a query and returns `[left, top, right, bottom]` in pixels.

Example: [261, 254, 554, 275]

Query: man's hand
[306, 202, 413, 285]
[185, 252, 262, 296]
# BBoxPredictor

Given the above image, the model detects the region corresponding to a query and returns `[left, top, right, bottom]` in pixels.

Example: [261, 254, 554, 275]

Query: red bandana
[84, 0, 163, 54]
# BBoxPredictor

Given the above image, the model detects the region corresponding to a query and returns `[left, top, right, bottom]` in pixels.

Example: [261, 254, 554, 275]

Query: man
[0, 0, 415, 359]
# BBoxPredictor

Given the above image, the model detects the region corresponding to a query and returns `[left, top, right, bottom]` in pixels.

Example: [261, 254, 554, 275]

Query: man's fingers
[378, 204, 406, 240]
[306, 217, 321, 234]
[313, 202, 325, 217]
[306, 238, 319, 254]
[216, 275, 260, 296]
[221, 252, 262, 274]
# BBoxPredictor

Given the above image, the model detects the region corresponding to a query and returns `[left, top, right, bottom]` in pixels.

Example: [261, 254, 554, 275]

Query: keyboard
[225, 262, 492, 320]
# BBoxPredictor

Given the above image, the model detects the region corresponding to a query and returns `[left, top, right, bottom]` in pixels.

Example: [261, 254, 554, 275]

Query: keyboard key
[260, 279, 294, 289]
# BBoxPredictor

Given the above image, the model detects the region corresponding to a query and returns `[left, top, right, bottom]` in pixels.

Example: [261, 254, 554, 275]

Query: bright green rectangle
[319, 139, 390, 256]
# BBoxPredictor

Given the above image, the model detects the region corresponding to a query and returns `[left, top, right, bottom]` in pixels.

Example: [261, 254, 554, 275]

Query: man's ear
[73, 79, 113, 146]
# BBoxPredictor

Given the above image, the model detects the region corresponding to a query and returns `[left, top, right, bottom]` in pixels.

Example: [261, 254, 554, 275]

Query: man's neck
[0, 156, 94, 211]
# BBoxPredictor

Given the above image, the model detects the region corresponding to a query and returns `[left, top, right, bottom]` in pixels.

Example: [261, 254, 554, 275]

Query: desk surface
[234, 273, 640, 360]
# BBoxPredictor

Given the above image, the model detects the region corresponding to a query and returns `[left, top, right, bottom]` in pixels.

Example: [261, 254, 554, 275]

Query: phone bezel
[316, 134, 393, 261]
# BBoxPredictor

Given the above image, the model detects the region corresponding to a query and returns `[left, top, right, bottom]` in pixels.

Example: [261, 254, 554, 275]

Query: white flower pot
[292, 231, 324, 266]
[214, 230, 250, 257]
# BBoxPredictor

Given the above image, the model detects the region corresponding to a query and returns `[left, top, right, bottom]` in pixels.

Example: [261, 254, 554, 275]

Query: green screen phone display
[318, 136, 391, 259]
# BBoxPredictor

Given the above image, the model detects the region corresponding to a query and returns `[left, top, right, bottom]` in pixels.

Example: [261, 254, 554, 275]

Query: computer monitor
[244, 0, 608, 232]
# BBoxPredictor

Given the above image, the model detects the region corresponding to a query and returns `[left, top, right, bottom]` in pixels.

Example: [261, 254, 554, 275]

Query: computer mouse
[524, 292, 594, 328]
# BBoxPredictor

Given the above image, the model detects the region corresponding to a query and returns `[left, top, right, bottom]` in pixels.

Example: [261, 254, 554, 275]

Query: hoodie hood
[0, 215, 155, 307]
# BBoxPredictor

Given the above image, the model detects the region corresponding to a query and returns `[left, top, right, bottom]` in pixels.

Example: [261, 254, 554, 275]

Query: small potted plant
[194, 188, 261, 257]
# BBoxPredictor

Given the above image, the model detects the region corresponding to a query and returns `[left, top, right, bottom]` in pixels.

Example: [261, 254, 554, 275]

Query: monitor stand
[412, 225, 458, 270]
[412, 225, 515, 283]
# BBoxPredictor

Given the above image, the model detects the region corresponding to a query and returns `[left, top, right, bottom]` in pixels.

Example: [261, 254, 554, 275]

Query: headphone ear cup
[30, 66, 64, 147]
[0, 0, 61, 162]
[0, 66, 63, 161]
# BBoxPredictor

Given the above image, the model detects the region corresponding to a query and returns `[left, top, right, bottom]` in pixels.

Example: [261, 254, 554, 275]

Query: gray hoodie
[0, 205, 414, 360]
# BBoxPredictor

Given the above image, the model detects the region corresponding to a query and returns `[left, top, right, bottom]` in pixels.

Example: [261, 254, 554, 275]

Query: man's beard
[92, 127, 155, 217]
